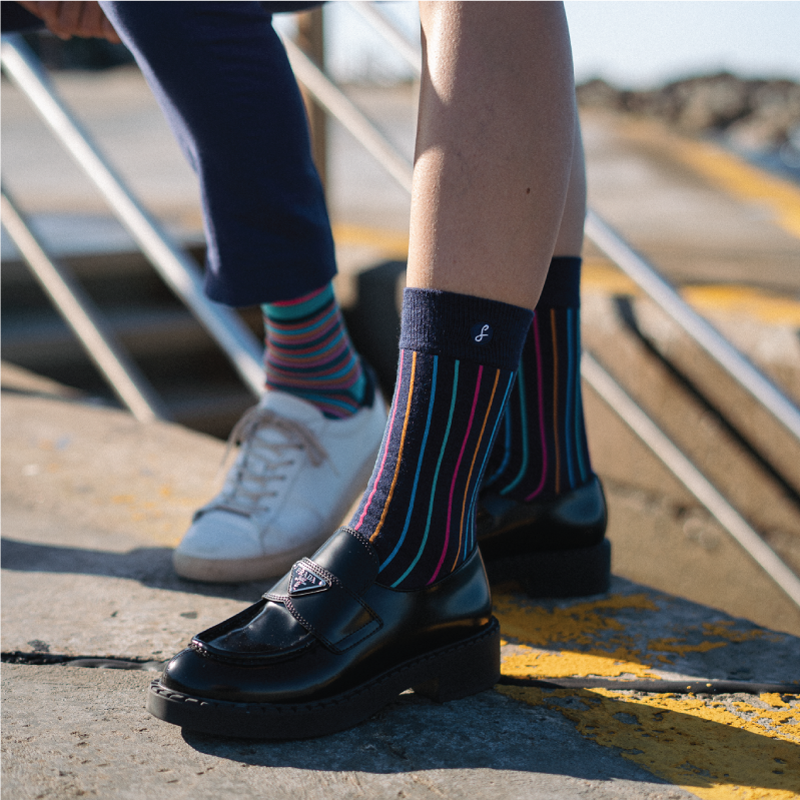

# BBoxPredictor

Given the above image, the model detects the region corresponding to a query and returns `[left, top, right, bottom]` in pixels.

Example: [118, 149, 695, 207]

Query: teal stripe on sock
[267, 304, 338, 337]
[565, 309, 576, 488]
[500, 362, 529, 496]
[261, 283, 334, 321]
[381, 355, 438, 571]
[464, 370, 516, 558]
[486, 397, 512, 487]
[574, 312, 588, 483]
[391, 359, 459, 588]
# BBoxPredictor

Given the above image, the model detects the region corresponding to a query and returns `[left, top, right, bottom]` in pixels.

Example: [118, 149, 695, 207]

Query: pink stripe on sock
[429, 365, 483, 585]
[270, 285, 327, 308]
[355, 350, 405, 530]
[525, 316, 548, 501]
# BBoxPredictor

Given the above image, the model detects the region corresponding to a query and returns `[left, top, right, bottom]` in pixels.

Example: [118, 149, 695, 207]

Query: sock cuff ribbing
[537, 256, 582, 309]
[398, 288, 533, 371]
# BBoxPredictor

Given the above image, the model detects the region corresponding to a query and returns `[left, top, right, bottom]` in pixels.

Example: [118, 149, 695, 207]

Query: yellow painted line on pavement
[332, 223, 409, 259]
[671, 139, 800, 240]
[683, 284, 800, 327]
[620, 118, 800, 240]
[583, 258, 800, 328]
[498, 684, 800, 800]
[331, 228, 800, 328]
[494, 592, 800, 800]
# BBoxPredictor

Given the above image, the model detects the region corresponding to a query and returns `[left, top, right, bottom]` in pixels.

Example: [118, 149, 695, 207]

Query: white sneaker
[173, 386, 387, 582]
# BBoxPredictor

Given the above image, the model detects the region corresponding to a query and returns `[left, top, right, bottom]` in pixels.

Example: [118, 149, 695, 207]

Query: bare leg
[407, 1, 577, 310]
[553, 122, 587, 257]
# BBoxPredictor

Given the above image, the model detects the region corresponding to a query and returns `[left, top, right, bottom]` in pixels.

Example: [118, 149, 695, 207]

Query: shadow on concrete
[178, 686, 797, 796]
[178, 689, 660, 783]
[0, 537, 267, 601]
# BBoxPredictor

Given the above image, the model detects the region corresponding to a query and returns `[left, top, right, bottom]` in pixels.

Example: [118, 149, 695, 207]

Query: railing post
[0, 33, 265, 398]
[296, 6, 328, 192]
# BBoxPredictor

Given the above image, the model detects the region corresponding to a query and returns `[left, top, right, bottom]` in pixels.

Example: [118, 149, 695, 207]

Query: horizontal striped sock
[484, 257, 594, 501]
[262, 283, 367, 419]
[349, 288, 533, 590]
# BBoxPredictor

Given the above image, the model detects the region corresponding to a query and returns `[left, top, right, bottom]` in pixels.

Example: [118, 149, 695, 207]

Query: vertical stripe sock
[349, 288, 533, 590]
[262, 283, 368, 419]
[484, 257, 594, 502]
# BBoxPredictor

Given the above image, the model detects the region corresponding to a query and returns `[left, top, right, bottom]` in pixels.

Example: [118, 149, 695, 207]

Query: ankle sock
[349, 288, 533, 589]
[262, 283, 367, 419]
[483, 256, 594, 502]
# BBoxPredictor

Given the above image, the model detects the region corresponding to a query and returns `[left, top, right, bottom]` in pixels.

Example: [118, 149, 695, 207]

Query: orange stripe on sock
[551, 310, 560, 495]
[370, 351, 417, 542]
[451, 367, 500, 572]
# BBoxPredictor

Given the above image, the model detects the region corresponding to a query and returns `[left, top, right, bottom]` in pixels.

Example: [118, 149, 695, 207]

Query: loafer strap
[266, 557, 382, 653]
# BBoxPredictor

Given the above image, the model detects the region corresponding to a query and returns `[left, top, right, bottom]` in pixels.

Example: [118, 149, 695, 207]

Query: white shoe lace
[203, 404, 329, 518]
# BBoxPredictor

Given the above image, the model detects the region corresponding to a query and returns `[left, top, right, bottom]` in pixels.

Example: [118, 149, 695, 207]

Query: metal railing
[1, 186, 168, 422]
[0, 34, 264, 401]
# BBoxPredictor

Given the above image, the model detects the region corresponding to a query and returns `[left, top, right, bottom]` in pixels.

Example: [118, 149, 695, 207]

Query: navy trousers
[6, 1, 335, 306]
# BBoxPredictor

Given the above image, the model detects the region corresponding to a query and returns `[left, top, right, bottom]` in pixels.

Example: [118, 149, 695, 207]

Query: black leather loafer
[147, 527, 500, 739]
[477, 475, 610, 598]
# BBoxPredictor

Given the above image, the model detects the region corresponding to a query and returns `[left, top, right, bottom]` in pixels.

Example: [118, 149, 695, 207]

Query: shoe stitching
[151, 617, 499, 713]
[189, 637, 315, 666]
[338, 527, 382, 579]
[275, 562, 383, 653]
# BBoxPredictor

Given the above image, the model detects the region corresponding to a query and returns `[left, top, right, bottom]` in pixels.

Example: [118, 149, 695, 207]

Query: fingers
[31, 2, 79, 40]
[16, 1, 46, 19]
[100, 14, 121, 44]
[74, 1, 104, 37]
[13, 1, 121, 43]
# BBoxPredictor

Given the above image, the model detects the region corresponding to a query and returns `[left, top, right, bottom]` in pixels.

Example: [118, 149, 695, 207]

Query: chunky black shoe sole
[477, 476, 610, 598]
[482, 540, 610, 598]
[146, 617, 500, 740]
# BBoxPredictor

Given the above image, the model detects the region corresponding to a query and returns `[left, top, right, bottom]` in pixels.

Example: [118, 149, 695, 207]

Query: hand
[16, 2, 121, 43]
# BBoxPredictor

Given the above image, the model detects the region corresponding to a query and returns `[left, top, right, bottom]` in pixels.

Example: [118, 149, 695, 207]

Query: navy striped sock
[349, 288, 533, 590]
[484, 257, 594, 502]
[262, 283, 367, 419]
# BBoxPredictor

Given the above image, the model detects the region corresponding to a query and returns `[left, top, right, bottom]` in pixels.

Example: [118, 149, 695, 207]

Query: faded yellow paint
[701, 621, 784, 646]
[618, 117, 800, 240]
[495, 592, 800, 799]
[646, 638, 730, 656]
[681, 285, 800, 328]
[503, 646, 658, 680]
[332, 223, 409, 258]
[495, 593, 776, 675]
[582, 259, 640, 295]
[493, 592, 658, 648]
[498, 685, 800, 800]
[582, 257, 800, 329]
[670, 140, 800, 240]
[110, 494, 137, 505]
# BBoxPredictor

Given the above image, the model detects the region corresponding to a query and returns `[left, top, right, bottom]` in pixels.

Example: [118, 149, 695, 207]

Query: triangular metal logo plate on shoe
[288, 562, 329, 596]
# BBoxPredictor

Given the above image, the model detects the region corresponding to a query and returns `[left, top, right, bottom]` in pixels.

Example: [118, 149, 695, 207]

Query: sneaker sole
[146, 617, 500, 739]
[172, 534, 333, 583]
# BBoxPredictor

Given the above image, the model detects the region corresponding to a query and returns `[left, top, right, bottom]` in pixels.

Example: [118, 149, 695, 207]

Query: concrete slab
[3, 369, 800, 800]
[2, 663, 703, 800]
[3, 64, 800, 800]
[582, 112, 800, 295]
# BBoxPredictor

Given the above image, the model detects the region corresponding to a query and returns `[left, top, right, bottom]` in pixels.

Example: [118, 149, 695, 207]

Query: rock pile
[577, 72, 800, 165]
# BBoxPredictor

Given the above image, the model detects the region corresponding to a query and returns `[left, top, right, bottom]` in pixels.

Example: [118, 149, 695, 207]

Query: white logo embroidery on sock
[474, 324, 491, 343]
